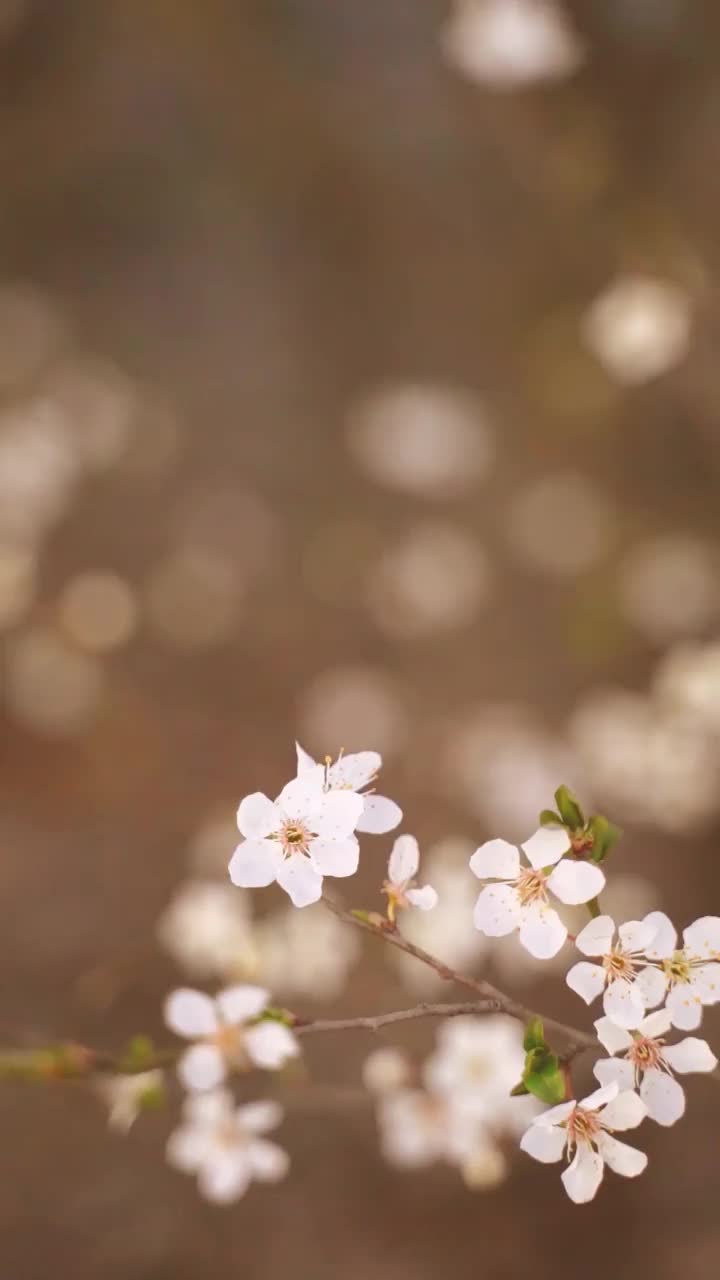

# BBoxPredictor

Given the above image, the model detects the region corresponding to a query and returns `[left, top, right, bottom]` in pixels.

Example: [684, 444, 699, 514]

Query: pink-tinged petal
[164, 988, 218, 1038]
[406, 884, 438, 911]
[469, 838, 520, 882]
[566, 961, 606, 1005]
[535, 1101, 575, 1128]
[547, 859, 605, 906]
[521, 827, 570, 870]
[594, 1017, 633, 1056]
[236, 793, 279, 839]
[276, 855, 323, 907]
[683, 916, 720, 961]
[228, 839, 282, 888]
[166, 1124, 213, 1172]
[666, 983, 703, 1030]
[519, 1123, 566, 1164]
[574, 915, 615, 957]
[562, 1146, 604, 1204]
[388, 834, 420, 884]
[603, 978, 646, 1030]
[245, 1022, 300, 1070]
[177, 1044, 226, 1093]
[295, 742, 317, 775]
[198, 1151, 251, 1203]
[216, 985, 268, 1025]
[640, 1069, 685, 1126]
[237, 1099, 283, 1134]
[309, 836, 359, 878]
[277, 770, 325, 819]
[594, 1133, 647, 1178]
[473, 883, 521, 937]
[643, 911, 677, 960]
[580, 1081, 619, 1111]
[689, 963, 720, 1005]
[633, 965, 667, 1009]
[600, 1090, 646, 1131]
[356, 794, 402, 834]
[247, 1139, 290, 1182]
[663, 1037, 717, 1074]
[638, 1008, 672, 1039]
[519, 903, 567, 959]
[593, 1057, 635, 1093]
[327, 750, 381, 790]
[313, 790, 364, 839]
[618, 919, 656, 955]
[183, 1090, 234, 1127]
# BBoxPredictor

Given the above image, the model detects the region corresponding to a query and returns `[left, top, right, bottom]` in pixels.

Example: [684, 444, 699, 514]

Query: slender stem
[294, 999, 500, 1035]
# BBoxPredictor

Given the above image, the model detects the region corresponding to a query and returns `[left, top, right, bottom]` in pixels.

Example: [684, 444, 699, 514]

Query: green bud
[587, 814, 622, 862]
[510, 1080, 530, 1096]
[126, 1035, 155, 1067]
[523, 1017, 546, 1053]
[539, 809, 563, 828]
[523, 1047, 567, 1105]
[554, 785, 584, 831]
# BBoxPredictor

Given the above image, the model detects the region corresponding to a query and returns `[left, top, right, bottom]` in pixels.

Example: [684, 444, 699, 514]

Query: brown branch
[294, 999, 500, 1035]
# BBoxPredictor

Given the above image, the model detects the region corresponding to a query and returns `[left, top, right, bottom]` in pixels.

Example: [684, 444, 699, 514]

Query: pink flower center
[565, 1104, 601, 1150]
[627, 1035, 664, 1075]
[514, 866, 548, 908]
[602, 948, 635, 982]
[277, 818, 314, 858]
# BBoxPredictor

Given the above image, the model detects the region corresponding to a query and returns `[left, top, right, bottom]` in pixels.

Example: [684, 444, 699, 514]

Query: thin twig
[294, 999, 500, 1035]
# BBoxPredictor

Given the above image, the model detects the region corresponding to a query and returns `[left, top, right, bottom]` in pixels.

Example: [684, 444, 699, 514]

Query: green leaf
[554, 785, 584, 830]
[587, 814, 622, 862]
[523, 1017, 546, 1053]
[539, 809, 562, 828]
[523, 1047, 567, 1105]
[126, 1036, 155, 1067]
[510, 1080, 530, 1096]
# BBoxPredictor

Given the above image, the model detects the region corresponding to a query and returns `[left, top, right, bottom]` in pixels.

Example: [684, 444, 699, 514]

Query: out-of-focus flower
[641, 912, 720, 1030]
[442, 0, 585, 89]
[582, 275, 692, 384]
[593, 1010, 717, 1127]
[391, 841, 486, 992]
[167, 1092, 289, 1203]
[362, 1047, 413, 1095]
[229, 770, 363, 908]
[295, 743, 402, 835]
[0, 401, 81, 542]
[654, 641, 720, 734]
[345, 382, 493, 499]
[0, 543, 36, 631]
[423, 1016, 532, 1132]
[382, 834, 438, 921]
[58, 571, 138, 653]
[4, 626, 105, 737]
[298, 666, 409, 759]
[255, 901, 361, 1002]
[566, 915, 659, 1028]
[97, 1070, 164, 1133]
[367, 522, 492, 639]
[506, 471, 614, 578]
[617, 535, 718, 641]
[157, 881, 258, 982]
[164, 986, 299, 1091]
[44, 356, 138, 471]
[376, 1088, 477, 1170]
[0, 283, 67, 388]
[145, 546, 244, 652]
[520, 1081, 647, 1204]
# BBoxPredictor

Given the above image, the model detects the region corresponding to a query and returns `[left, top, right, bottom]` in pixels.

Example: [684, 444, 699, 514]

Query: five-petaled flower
[470, 828, 605, 959]
[382, 834, 438, 922]
[167, 1092, 289, 1203]
[295, 743, 402, 834]
[520, 1081, 647, 1204]
[639, 912, 720, 1030]
[164, 986, 299, 1092]
[593, 1010, 717, 1127]
[566, 915, 658, 1029]
[229, 768, 364, 908]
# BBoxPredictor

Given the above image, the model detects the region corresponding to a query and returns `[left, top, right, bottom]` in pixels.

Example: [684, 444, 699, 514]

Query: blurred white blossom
[298, 666, 409, 758]
[617, 535, 718, 641]
[367, 522, 492, 639]
[424, 1016, 533, 1133]
[654, 640, 720, 734]
[4, 626, 105, 737]
[255, 901, 361, 1002]
[97, 1070, 164, 1134]
[582, 275, 692, 384]
[363, 1047, 413, 1096]
[167, 1092, 289, 1203]
[164, 986, 299, 1092]
[442, 0, 585, 89]
[0, 402, 81, 543]
[157, 881, 259, 982]
[506, 471, 614, 578]
[59, 571, 138, 653]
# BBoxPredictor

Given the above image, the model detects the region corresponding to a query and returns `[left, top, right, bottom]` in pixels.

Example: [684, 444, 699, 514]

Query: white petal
[309, 836, 359, 878]
[295, 742, 317, 774]
[600, 1090, 647, 1131]
[638, 1008, 672, 1039]
[593, 1057, 635, 1092]
[276, 855, 323, 907]
[469, 838, 520, 882]
[182, 1089, 234, 1127]
[666, 983, 703, 1030]
[277, 770, 325, 819]
[603, 978, 646, 1030]
[580, 1081, 618, 1111]
[566, 961, 606, 1005]
[164, 988, 218, 1038]
[643, 911, 677, 960]
[327, 750, 381, 790]
[237, 1099, 283, 1134]
[519, 903, 567, 959]
[689, 963, 720, 1005]
[177, 1044, 226, 1093]
[406, 884, 438, 911]
[166, 1124, 211, 1173]
[228, 839, 282, 888]
[236, 793, 279, 839]
[594, 1133, 647, 1178]
[247, 1138, 290, 1182]
[356, 794, 402, 834]
[663, 1037, 718, 1074]
[640, 1069, 685, 1126]
[594, 1016, 633, 1056]
[618, 919, 657, 955]
[519, 1123, 566, 1164]
[535, 1101, 575, 1127]
[198, 1151, 251, 1203]
[245, 1021, 300, 1070]
[216, 984, 268, 1025]
[683, 916, 720, 961]
[633, 965, 668, 1009]
[388, 834, 420, 884]
[562, 1146, 604, 1204]
[312, 790, 364, 839]
[574, 915, 615, 957]
[547, 859, 605, 906]
[473, 883, 521, 937]
[521, 827, 570, 869]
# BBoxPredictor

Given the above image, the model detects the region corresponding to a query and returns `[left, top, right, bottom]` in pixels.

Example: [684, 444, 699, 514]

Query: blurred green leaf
[539, 809, 562, 827]
[523, 1048, 567, 1105]
[587, 814, 622, 862]
[554, 785, 584, 830]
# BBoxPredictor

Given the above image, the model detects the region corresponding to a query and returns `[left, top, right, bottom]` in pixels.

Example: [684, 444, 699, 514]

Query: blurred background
[1, 0, 720, 1276]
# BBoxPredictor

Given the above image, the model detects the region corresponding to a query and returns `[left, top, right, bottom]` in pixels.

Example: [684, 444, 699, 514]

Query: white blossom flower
[229, 768, 363, 908]
[96, 1070, 164, 1133]
[157, 880, 258, 981]
[470, 828, 605, 959]
[164, 986, 299, 1092]
[566, 915, 658, 1029]
[376, 1088, 483, 1171]
[382, 834, 438, 921]
[362, 1047, 413, 1095]
[167, 1091, 289, 1203]
[442, 0, 585, 90]
[254, 901, 361, 1002]
[593, 1010, 717, 1127]
[295, 742, 401, 834]
[582, 275, 692, 385]
[639, 912, 720, 1030]
[520, 1081, 648, 1204]
[424, 1016, 536, 1133]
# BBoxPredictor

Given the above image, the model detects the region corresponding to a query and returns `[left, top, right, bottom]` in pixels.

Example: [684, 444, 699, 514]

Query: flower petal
[683, 915, 720, 962]
[594, 1016, 633, 1056]
[521, 827, 570, 870]
[236, 793, 279, 839]
[594, 1133, 647, 1178]
[356, 794, 402, 834]
[618, 919, 657, 955]
[182, 1089, 234, 1127]
[600, 1090, 646, 1131]
[245, 1022, 300, 1070]
[593, 1057, 635, 1093]
[276, 855, 324, 907]
[216, 984, 268, 1025]
[643, 911, 677, 960]
[469, 838, 520, 882]
[547, 859, 605, 906]
[580, 1081, 618, 1111]
[327, 750, 381, 790]
[295, 741, 317, 774]
[640, 1069, 685, 1126]
[638, 1008, 672, 1039]
[562, 1146, 604, 1203]
[164, 989, 218, 1038]
[689, 963, 720, 1005]
[198, 1151, 251, 1203]
[574, 915, 615, 957]
[247, 1138, 290, 1182]
[473, 883, 521, 937]
[662, 1037, 718, 1074]
[166, 1124, 212, 1173]
[603, 978, 646, 1030]
[388, 834, 420, 884]
[177, 1044, 226, 1093]
[519, 903, 567, 959]
[313, 790, 364, 839]
[228, 839, 282, 888]
[666, 983, 703, 1030]
[406, 884, 438, 911]
[566, 961, 606, 1005]
[633, 965, 667, 1009]
[535, 1101, 575, 1127]
[237, 1099, 284, 1134]
[277, 770, 325, 819]
[309, 836, 359, 878]
[519, 1123, 566, 1164]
